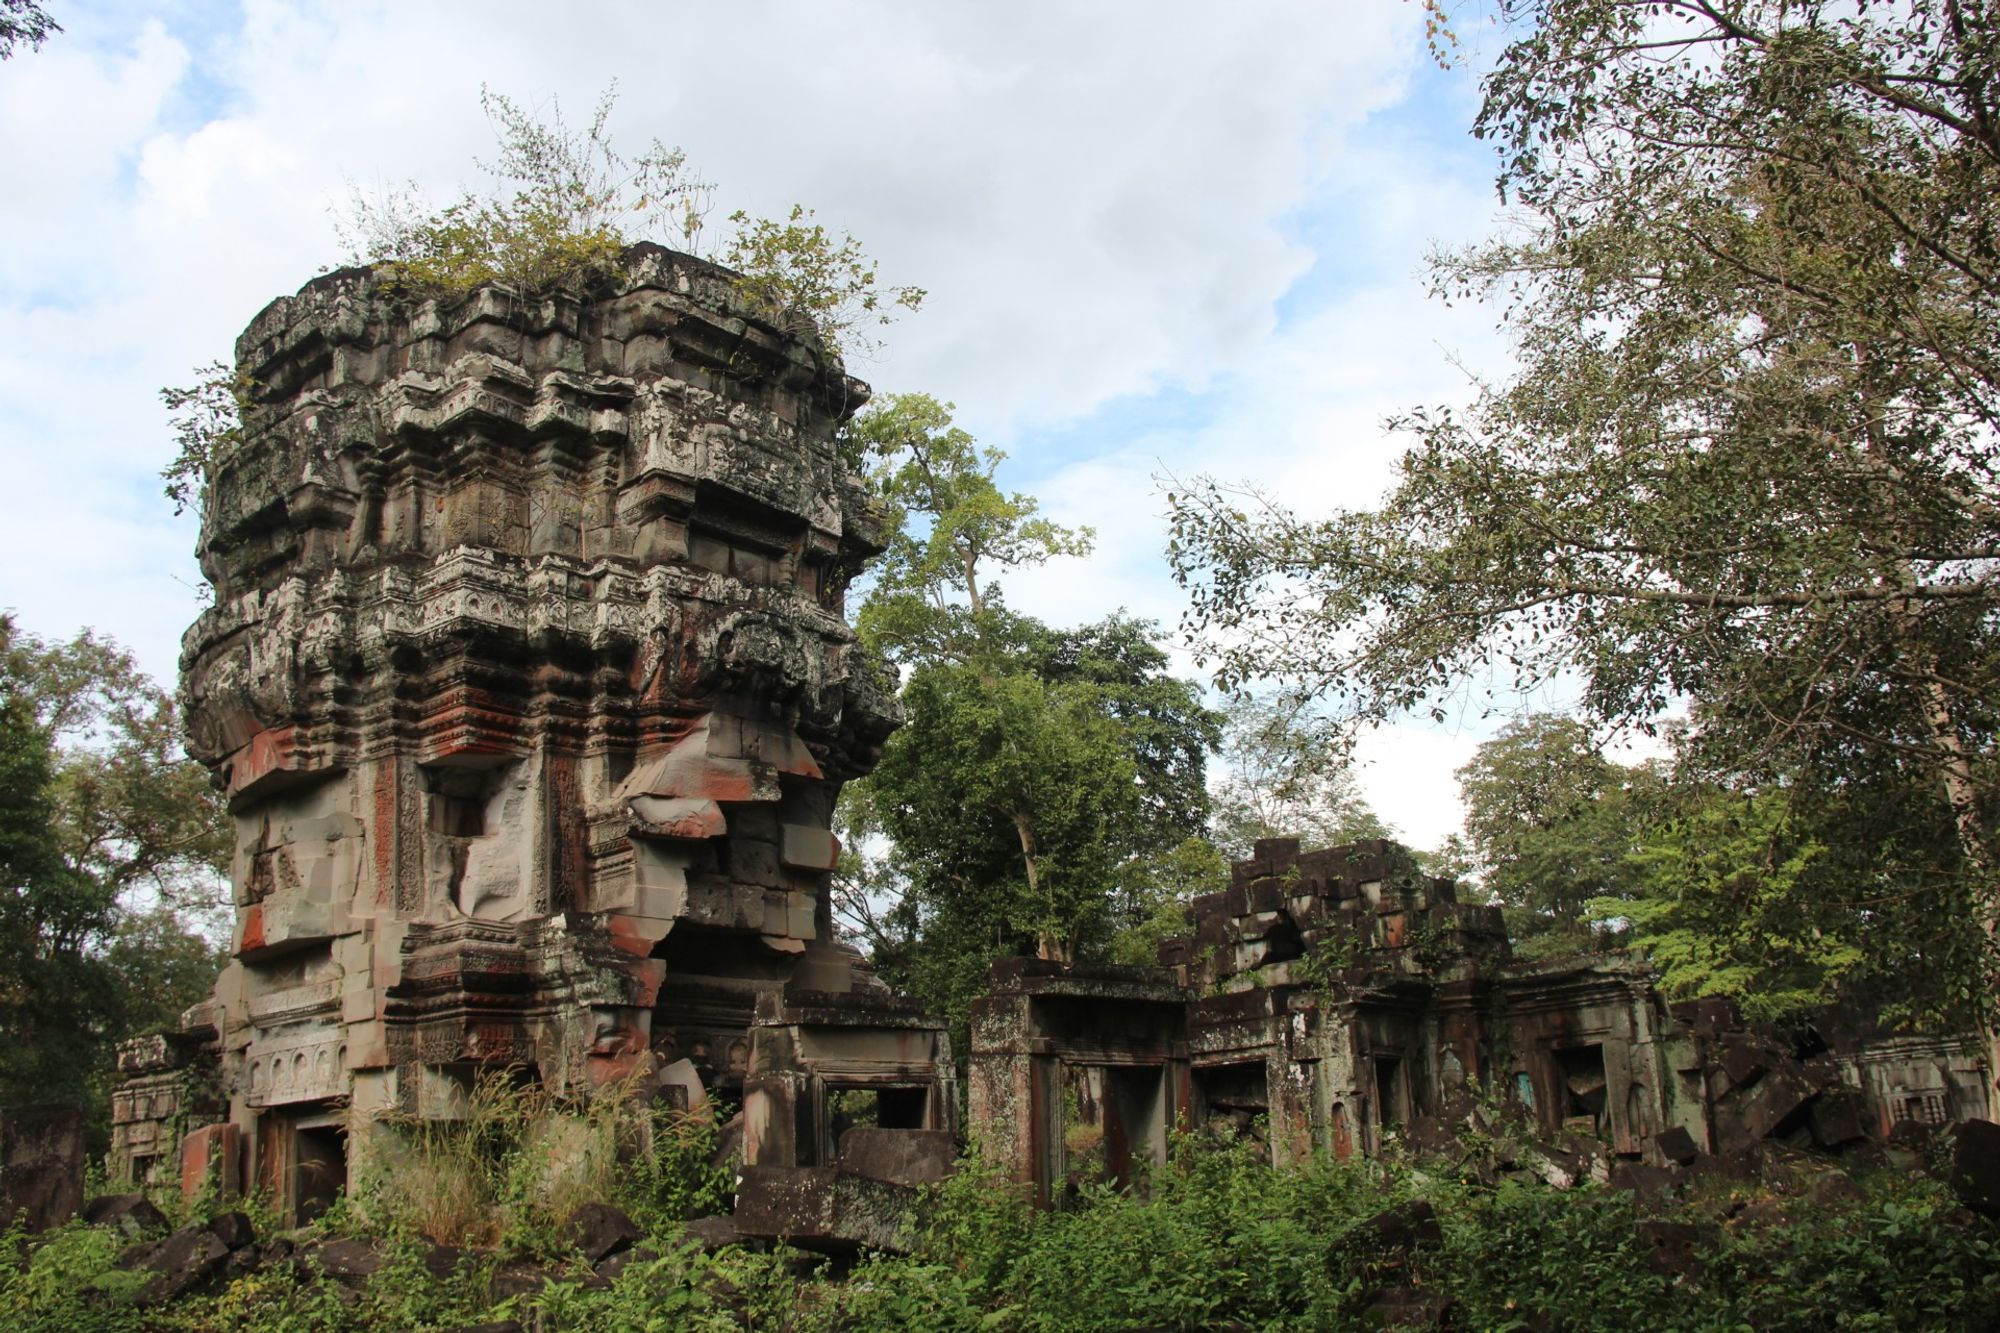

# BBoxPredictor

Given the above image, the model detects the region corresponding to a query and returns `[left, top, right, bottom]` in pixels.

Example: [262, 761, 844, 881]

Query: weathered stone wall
[972, 835, 1993, 1194]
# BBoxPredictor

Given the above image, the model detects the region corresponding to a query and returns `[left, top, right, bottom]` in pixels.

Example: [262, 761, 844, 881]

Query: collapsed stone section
[114, 247, 952, 1217]
[970, 836, 1994, 1201]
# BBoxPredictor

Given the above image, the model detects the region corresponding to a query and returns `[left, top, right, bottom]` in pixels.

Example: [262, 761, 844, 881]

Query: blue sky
[0, 1, 1528, 846]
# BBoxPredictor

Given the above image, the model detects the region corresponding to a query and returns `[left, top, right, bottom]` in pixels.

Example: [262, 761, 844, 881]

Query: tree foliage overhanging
[0, 0, 56, 60]
[830, 395, 1236, 1046]
[1167, 0, 2000, 1028]
[1450, 711, 1951, 1025]
[0, 618, 228, 1138]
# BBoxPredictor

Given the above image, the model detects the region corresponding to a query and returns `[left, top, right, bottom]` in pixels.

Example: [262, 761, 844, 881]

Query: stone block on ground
[1807, 1088, 1869, 1149]
[205, 1209, 256, 1250]
[1609, 1160, 1677, 1204]
[126, 1224, 232, 1306]
[1402, 1114, 1459, 1157]
[82, 1191, 168, 1240]
[1885, 1118, 1936, 1170]
[732, 1165, 923, 1253]
[1805, 1168, 1865, 1209]
[1717, 1039, 1775, 1091]
[680, 1215, 747, 1253]
[564, 1201, 641, 1263]
[0, 1103, 84, 1232]
[835, 1127, 955, 1186]
[489, 1264, 552, 1303]
[1680, 1146, 1761, 1192]
[1655, 1126, 1700, 1166]
[296, 1237, 385, 1287]
[1713, 1060, 1817, 1153]
[595, 1243, 659, 1281]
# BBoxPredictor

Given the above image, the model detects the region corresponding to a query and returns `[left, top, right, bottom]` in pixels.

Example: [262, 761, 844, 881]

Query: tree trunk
[1915, 671, 2000, 1102]
[1011, 809, 1069, 964]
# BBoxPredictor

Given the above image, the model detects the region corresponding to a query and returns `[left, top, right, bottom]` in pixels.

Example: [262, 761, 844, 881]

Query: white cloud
[0, 0, 1522, 842]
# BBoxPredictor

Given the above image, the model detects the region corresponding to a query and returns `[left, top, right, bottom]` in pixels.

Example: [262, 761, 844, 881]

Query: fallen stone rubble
[1333, 1116, 2000, 1330]
[78, 1195, 650, 1315]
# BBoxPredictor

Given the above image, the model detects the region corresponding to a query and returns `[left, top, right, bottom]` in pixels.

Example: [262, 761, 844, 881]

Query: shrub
[347, 1068, 630, 1256]
[0, 1220, 144, 1333]
[14, 1126, 2000, 1330]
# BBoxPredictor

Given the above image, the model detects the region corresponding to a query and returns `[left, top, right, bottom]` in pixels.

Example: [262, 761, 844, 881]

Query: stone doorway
[258, 1108, 348, 1225]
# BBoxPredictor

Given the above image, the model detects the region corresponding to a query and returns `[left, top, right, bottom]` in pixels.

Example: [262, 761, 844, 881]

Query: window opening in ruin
[826, 1085, 928, 1160]
[1374, 1056, 1404, 1130]
[426, 769, 492, 838]
[1902, 1094, 1947, 1126]
[1059, 1065, 1167, 1195]
[1514, 1070, 1536, 1110]
[293, 1123, 347, 1225]
[1557, 1044, 1609, 1134]
[1196, 1062, 1271, 1144]
[1104, 1066, 1167, 1190]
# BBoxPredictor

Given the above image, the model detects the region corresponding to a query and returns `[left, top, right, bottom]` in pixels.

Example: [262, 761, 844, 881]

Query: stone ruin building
[968, 837, 1992, 1205]
[107, 249, 1991, 1237]
[111, 246, 954, 1223]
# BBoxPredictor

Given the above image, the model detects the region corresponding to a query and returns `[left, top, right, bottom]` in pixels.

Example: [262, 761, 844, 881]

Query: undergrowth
[346, 1068, 732, 1258]
[6, 1126, 1998, 1331]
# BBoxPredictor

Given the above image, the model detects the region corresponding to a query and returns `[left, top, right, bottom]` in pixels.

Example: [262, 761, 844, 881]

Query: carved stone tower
[117, 247, 952, 1215]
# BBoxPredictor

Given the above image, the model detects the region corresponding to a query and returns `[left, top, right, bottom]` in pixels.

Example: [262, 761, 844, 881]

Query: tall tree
[0, 654, 112, 1106]
[0, 617, 227, 1134]
[1208, 694, 1388, 860]
[1604, 784, 1853, 1024]
[1455, 714, 1659, 956]
[875, 661, 1142, 966]
[1168, 1, 2000, 1040]
[839, 395, 1217, 1035]
[846, 392, 1092, 665]
[9, 628, 233, 906]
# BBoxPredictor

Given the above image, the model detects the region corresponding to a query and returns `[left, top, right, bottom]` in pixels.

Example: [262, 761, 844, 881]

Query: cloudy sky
[0, 0, 1527, 847]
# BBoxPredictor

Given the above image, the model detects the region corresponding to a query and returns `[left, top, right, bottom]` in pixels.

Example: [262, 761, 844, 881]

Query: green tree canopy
[1455, 714, 1658, 956]
[1168, 0, 2000, 1031]
[846, 392, 1092, 666]
[875, 661, 1142, 966]
[866, 616, 1219, 1041]
[0, 617, 227, 1136]
[1208, 694, 1389, 861]
[836, 395, 1218, 1040]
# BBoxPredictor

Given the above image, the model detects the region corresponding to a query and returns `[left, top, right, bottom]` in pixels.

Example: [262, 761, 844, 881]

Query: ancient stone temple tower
[113, 247, 953, 1215]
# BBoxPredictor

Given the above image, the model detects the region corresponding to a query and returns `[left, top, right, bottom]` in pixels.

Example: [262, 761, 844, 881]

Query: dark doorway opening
[294, 1124, 347, 1224]
[1557, 1045, 1608, 1134]
[1374, 1056, 1405, 1130]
